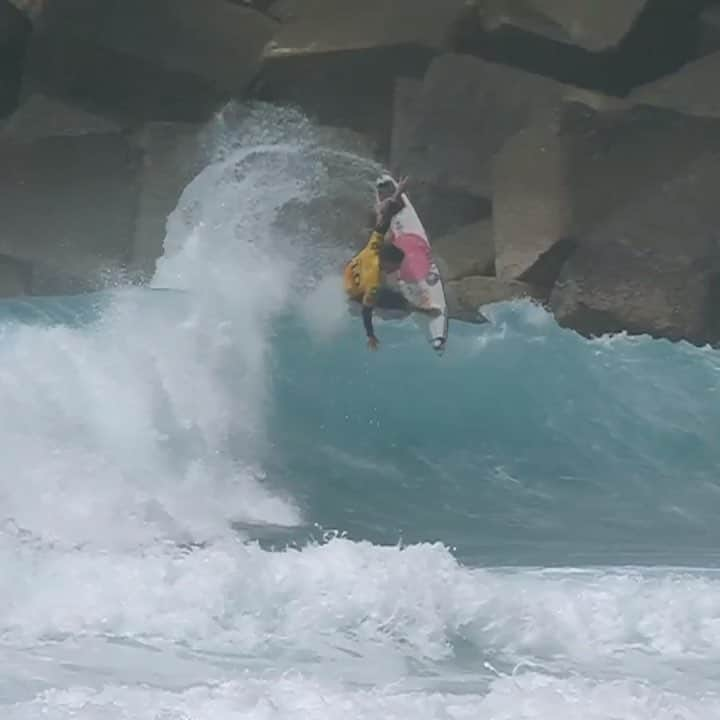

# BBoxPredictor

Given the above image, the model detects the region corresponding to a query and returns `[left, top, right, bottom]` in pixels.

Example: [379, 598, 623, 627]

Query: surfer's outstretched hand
[368, 336, 379, 351]
[395, 176, 409, 197]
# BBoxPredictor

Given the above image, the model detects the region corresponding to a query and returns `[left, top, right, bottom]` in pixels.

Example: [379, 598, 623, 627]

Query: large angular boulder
[254, 1, 475, 155]
[23, 32, 222, 124]
[448, 1, 706, 96]
[253, 44, 434, 157]
[23, 0, 274, 123]
[0, 133, 142, 291]
[7, 1, 43, 22]
[1, 92, 120, 139]
[128, 122, 207, 281]
[394, 53, 567, 197]
[0, 0, 31, 116]
[432, 221, 495, 281]
[491, 100, 720, 293]
[492, 114, 571, 282]
[447, 275, 542, 321]
[389, 77, 423, 177]
[698, 4, 720, 54]
[454, 0, 649, 52]
[0, 253, 31, 296]
[550, 151, 720, 345]
[267, 0, 468, 54]
[97, 0, 274, 96]
[631, 51, 720, 120]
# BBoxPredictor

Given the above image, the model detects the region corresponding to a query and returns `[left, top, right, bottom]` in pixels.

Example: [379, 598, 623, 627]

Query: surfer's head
[375, 175, 396, 202]
[379, 243, 404, 274]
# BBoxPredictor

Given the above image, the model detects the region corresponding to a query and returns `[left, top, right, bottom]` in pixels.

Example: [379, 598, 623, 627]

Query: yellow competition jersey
[343, 231, 383, 306]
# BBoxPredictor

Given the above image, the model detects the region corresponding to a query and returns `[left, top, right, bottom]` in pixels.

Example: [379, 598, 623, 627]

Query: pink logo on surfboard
[392, 233, 431, 283]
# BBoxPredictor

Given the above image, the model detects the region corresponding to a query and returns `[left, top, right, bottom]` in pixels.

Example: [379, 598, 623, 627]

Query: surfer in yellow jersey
[344, 176, 438, 351]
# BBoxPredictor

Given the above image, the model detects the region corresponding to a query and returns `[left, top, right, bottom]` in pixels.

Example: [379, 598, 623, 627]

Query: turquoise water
[1, 105, 719, 718]
[2, 291, 719, 569]
[267, 302, 720, 568]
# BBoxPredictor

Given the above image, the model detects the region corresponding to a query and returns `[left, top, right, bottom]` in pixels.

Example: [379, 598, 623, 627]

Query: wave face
[0, 104, 719, 719]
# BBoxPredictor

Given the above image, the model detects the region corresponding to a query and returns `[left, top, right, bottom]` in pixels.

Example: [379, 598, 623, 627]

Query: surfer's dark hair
[379, 244, 405, 266]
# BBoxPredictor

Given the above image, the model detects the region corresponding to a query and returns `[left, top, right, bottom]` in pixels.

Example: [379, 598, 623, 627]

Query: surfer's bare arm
[374, 176, 408, 235]
[362, 304, 378, 349]
[394, 176, 409, 198]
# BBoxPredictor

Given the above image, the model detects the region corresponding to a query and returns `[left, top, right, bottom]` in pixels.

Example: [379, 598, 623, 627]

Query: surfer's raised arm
[374, 176, 408, 234]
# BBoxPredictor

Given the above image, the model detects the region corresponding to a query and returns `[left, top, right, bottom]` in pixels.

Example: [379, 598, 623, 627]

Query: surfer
[343, 176, 438, 351]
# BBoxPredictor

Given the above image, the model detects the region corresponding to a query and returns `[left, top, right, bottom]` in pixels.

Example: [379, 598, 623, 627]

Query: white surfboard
[374, 173, 449, 354]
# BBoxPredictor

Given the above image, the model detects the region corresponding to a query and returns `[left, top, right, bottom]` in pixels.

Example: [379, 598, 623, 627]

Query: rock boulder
[128, 122, 207, 281]
[492, 114, 571, 283]
[394, 53, 566, 197]
[447, 275, 542, 320]
[631, 51, 720, 120]
[23, 0, 274, 123]
[267, 0, 467, 54]
[550, 151, 720, 345]
[491, 100, 720, 297]
[433, 221, 495, 281]
[0, 133, 142, 291]
[454, 0, 649, 52]
[97, 0, 274, 96]
[1, 92, 121, 139]
[0, 253, 31, 296]
[0, 0, 31, 116]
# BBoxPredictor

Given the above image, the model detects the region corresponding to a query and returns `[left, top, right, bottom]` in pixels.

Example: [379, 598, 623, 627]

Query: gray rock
[0, 253, 31, 296]
[389, 74, 493, 241]
[492, 114, 571, 281]
[631, 51, 720, 120]
[0, 133, 142, 290]
[0, 0, 31, 116]
[23, 27, 223, 123]
[701, 3, 720, 32]
[433, 220, 495, 281]
[97, 0, 274, 96]
[550, 151, 720, 345]
[447, 275, 542, 316]
[252, 44, 435, 156]
[397, 53, 567, 197]
[699, 4, 720, 54]
[526, 0, 649, 51]
[491, 101, 720, 296]
[128, 122, 207, 281]
[389, 77, 423, 177]
[22, 0, 273, 123]
[7, 0, 43, 23]
[461, 0, 649, 52]
[1, 92, 121, 139]
[266, 0, 468, 54]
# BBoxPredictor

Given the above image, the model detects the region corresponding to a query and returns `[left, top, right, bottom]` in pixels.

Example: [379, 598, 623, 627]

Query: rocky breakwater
[0, 0, 274, 295]
[1, 0, 720, 346]
[255, 0, 720, 344]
